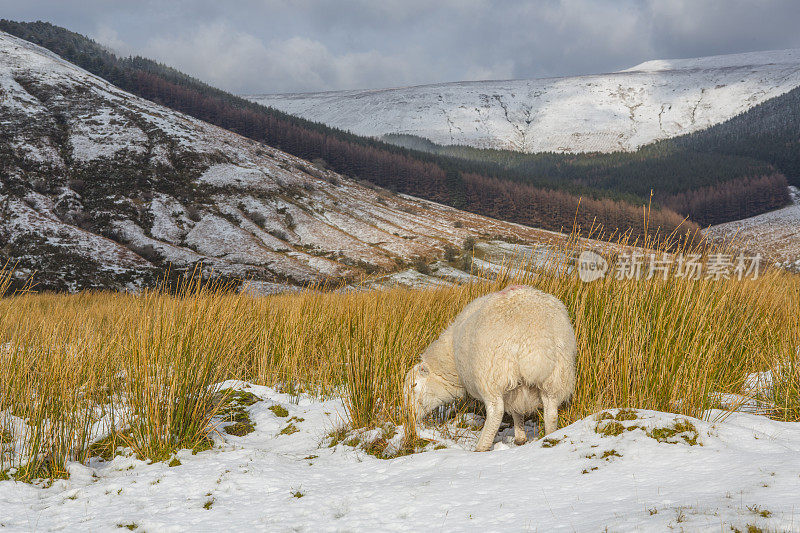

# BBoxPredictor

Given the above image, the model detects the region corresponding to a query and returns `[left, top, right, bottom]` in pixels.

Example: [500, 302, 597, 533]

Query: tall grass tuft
[120, 275, 251, 460]
[0, 313, 113, 480]
[767, 309, 800, 421]
[0, 263, 11, 298]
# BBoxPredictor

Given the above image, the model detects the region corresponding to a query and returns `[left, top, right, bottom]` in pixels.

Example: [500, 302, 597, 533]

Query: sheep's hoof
[514, 437, 527, 446]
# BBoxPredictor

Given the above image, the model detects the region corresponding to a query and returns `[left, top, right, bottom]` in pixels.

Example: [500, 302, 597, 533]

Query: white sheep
[405, 285, 577, 451]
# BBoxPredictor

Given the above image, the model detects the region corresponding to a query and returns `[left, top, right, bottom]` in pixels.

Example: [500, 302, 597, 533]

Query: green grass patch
[361, 425, 398, 458]
[7, 461, 70, 484]
[327, 426, 349, 447]
[224, 421, 255, 436]
[192, 437, 214, 454]
[268, 405, 289, 417]
[595, 412, 614, 422]
[595, 420, 625, 437]
[600, 449, 622, 460]
[89, 430, 133, 461]
[647, 419, 700, 445]
[227, 391, 260, 406]
[541, 437, 562, 448]
[392, 435, 433, 457]
[279, 423, 299, 436]
[615, 409, 638, 421]
[343, 436, 361, 447]
[218, 389, 259, 437]
[746, 504, 771, 518]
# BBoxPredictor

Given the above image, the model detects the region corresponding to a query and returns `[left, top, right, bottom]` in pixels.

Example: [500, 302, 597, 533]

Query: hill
[664, 85, 800, 184]
[704, 187, 800, 272]
[249, 49, 800, 154]
[0, 31, 565, 292]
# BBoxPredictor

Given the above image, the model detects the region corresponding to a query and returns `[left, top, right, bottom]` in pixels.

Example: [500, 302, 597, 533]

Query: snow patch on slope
[705, 190, 800, 273]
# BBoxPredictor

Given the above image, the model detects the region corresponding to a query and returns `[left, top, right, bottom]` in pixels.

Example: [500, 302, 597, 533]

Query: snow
[148, 195, 188, 244]
[790, 186, 800, 205]
[705, 186, 800, 272]
[69, 107, 148, 162]
[469, 257, 508, 276]
[373, 268, 450, 289]
[198, 164, 280, 192]
[2, 382, 799, 531]
[248, 48, 800, 154]
[624, 48, 800, 72]
[431, 262, 486, 284]
[0, 195, 149, 274]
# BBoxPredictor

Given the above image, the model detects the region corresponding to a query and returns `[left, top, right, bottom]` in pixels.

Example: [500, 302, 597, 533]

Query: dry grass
[0, 233, 798, 479]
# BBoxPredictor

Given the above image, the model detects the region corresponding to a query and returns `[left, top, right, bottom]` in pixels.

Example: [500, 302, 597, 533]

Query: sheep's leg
[475, 397, 504, 452]
[511, 412, 527, 446]
[542, 395, 559, 436]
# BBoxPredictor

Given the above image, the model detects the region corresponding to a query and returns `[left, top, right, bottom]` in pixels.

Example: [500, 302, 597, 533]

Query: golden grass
[0, 235, 798, 479]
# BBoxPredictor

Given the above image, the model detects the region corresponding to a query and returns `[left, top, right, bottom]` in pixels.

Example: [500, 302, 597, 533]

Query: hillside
[664, 85, 800, 184]
[0, 31, 564, 292]
[704, 187, 800, 272]
[249, 49, 800, 154]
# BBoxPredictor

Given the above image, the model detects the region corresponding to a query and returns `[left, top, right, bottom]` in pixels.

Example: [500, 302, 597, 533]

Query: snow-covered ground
[249, 48, 800, 154]
[705, 186, 800, 272]
[2, 382, 798, 532]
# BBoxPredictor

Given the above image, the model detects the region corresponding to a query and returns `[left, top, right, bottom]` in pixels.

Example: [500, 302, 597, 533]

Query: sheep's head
[404, 362, 444, 421]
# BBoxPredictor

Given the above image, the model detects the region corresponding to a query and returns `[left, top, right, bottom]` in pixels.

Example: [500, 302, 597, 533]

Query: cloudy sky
[3, 0, 800, 94]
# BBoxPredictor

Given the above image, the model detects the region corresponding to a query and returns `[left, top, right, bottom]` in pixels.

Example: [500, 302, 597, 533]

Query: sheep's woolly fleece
[1, 382, 799, 532]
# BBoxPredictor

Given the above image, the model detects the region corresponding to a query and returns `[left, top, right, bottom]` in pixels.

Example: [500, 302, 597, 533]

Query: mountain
[248, 49, 800, 154]
[0, 31, 566, 292]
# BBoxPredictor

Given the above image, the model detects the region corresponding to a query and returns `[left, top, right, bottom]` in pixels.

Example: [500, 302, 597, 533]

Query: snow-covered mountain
[248, 49, 800, 154]
[0, 31, 560, 292]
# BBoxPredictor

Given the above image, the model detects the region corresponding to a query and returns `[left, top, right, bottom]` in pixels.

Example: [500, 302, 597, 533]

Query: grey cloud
[2, 0, 800, 94]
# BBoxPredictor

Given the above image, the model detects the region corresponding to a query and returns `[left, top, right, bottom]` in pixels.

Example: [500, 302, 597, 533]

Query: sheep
[404, 285, 577, 452]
